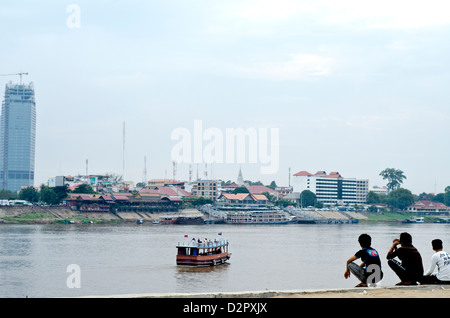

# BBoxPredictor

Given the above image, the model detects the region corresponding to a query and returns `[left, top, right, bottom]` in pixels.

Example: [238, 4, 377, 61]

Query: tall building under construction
[0, 82, 36, 192]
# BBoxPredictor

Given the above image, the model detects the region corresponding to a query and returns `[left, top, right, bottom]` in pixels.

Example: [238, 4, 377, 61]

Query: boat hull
[176, 252, 230, 267]
[225, 221, 288, 224]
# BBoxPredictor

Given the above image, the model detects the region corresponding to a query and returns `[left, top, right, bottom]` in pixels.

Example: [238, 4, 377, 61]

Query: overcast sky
[1, 0, 449, 194]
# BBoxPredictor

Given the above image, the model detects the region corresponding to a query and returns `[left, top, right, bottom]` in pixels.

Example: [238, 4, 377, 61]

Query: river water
[1, 222, 449, 298]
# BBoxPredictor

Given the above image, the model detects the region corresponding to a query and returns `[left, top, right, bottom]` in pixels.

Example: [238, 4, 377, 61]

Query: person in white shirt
[420, 239, 450, 284]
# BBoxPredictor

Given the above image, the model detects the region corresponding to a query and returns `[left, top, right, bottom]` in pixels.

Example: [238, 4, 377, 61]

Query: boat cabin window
[178, 247, 201, 256]
[178, 247, 189, 255]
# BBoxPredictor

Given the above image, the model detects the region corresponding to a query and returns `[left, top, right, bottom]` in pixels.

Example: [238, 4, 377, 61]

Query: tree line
[3, 183, 96, 205]
[369, 168, 450, 210]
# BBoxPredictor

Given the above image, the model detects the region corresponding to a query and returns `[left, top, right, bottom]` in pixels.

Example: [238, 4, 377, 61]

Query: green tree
[432, 193, 445, 204]
[366, 191, 381, 204]
[379, 168, 406, 192]
[315, 201, 324, 209]
[0, 189, 16, 200]
[262, 191, 276, 202]
[300, 190, 316, 207]
[191, 197, 214, 206]
[40, 185, 59, 205]
[387, 188, 414, 210]
[444, 186, 450, 206]
[233, 186, 249, 194]
[18, 187, 39, 203]
[53, 185, 70, 202]
[73, 183, 96, 194]
[268, 181, 277, 190]
[418, 192, 434, 201]
[136, 182, 146, 188]
[244, 180, 263, 186]
[274, 199, 291, 207]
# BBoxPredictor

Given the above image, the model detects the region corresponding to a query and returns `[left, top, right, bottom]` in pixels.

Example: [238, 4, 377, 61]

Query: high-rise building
[0, 82, 36, 192]
[292, 170, 369, 205]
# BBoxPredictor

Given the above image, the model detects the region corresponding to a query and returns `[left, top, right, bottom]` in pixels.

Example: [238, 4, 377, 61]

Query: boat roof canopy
[177, 239, 228, 249]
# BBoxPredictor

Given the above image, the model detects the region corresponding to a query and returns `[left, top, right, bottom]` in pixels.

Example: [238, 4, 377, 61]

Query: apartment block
[292, 170, 369, 205]
[191, 179, 217, 201]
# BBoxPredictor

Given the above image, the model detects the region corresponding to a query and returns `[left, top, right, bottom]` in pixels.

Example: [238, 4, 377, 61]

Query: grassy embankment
[362, 211, 444, 223]
[0, 212, 119, 224]
[0, 206, 121, 225]
[1, 212, 55, 224]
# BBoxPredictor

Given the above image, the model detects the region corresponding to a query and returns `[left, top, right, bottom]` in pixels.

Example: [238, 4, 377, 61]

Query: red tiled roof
[246, 185, 276, 194]
[293, 171, 313, 176]
[173, 187, 195, 197]
[139, 188, 159, 194]
[219, 193, 268, 201]
[140, 186, 193, 197]
[222, 183, 239, 188]
[112, 195, 130, 201]
[326, 172, 342, 178]
[100, 195, 113, 201]
[155, 187, 178, 196]
[252, 194, 269, 201]
[409, 200, 450, 209]
[220, 193, 251, 200]
[77, 195, 93, 200]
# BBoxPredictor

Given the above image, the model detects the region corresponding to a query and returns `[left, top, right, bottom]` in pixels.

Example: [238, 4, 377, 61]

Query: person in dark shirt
[345, 234, 383, 287]
[386, 232, 424, 285]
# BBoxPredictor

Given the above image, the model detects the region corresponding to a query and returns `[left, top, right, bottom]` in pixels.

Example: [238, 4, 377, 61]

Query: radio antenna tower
[143, 156, 147, 184]
[189, 164, 192, 183]
[172, 161, 177, 180]
[122, 122, 125, 180]
[289, 167, 291, 187]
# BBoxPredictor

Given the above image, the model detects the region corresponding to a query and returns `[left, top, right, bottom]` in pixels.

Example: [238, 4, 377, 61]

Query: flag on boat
[218, 232, 222, 235]
[184, 235, 188, 237]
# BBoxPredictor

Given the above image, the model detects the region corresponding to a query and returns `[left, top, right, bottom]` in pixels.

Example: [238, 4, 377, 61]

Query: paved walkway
[92, 285, 450, 298]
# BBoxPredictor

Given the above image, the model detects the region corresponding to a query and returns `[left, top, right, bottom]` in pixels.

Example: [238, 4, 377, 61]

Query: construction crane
[0, 72, 29, 85]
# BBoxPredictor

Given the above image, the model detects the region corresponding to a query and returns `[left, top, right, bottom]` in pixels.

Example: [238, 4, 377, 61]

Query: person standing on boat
[386, 232, 424, 285]
[420, 239, 450, 284]
[344, 234, 383, 287]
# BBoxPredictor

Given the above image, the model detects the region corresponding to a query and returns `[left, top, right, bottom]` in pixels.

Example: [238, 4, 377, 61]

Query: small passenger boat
[402, 217, 425, 224]
[176, 238, 231, 266]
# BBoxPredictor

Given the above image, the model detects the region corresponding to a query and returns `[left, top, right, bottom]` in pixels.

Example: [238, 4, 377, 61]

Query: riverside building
[0, 82, 36, 192]
[292, 170, 369, 205]
[191, 179, 217, 201]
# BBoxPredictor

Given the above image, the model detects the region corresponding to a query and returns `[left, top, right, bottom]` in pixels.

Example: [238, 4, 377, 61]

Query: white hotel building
[292, 171, 369, 205]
